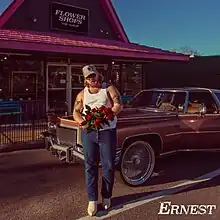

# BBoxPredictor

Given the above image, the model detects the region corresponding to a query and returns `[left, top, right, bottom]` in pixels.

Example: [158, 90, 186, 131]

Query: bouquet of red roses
[81, 105, 115, 132]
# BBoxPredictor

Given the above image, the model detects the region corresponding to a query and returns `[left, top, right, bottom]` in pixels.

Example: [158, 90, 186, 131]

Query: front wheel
[120, 140, 155, 186]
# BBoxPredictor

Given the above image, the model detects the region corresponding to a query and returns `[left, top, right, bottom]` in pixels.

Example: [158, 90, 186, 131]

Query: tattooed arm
[107, 85, 123, 116]
[73, 91, 85, 125]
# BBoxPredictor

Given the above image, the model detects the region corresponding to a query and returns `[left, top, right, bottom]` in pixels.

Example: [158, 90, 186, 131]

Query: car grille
[56, 126, 77, 147]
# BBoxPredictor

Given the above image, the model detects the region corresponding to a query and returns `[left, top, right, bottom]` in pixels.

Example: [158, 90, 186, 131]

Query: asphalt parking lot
[0, 149, 220, 220]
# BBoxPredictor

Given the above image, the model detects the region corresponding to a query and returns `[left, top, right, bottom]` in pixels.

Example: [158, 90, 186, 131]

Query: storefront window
[111, 64, 121, 90]
[111, 63, 143, 96]
[0, 61, 9, 101]
[71, 64, 109, 89]
[12, 71, 37, 100]
[0, 58, 44, 101]
[0, 57, 45, 120]
[47, 65, 67, 114]
[94, 64, 109, 83]
[122, 63, 143, 96]
[71, 65, 84, 89]
[48, 66, 67, 89]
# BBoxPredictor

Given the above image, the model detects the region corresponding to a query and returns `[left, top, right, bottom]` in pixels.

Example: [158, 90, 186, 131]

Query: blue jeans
[81, 128, 117, 201]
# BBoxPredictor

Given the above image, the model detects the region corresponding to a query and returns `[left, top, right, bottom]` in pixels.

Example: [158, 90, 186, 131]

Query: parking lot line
[77, 167, 220, 220]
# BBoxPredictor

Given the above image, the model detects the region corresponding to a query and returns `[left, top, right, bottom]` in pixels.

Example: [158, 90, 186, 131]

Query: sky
[0, 0, 220, 55]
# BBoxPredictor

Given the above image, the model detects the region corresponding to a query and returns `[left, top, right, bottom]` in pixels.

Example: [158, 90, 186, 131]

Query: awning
[0, 29, 189, 61]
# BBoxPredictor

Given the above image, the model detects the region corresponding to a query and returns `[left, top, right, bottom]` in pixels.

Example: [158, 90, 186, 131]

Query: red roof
[0, 29, 189, 61]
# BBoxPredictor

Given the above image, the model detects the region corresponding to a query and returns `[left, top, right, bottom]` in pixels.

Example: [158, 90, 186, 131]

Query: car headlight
[48, 122, 56, 130]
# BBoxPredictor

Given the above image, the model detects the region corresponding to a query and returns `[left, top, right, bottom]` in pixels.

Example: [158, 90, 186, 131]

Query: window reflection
[71, 66, 84, 88]
[12, 72, 36, 94]
[111, 63, 143, 96]
[111, 64, 120, 89]
[48, 66, 67, 89]
[130, 90, 186, 112]
[0, 72, 9, 100]
[122, 64, 142, 95]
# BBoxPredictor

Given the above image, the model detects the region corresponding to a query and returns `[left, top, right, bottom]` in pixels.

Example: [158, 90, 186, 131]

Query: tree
[171, 46, 200, 56]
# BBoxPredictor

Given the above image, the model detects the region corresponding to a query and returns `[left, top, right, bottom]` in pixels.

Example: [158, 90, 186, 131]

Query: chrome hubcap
[121, 141, 155, 185]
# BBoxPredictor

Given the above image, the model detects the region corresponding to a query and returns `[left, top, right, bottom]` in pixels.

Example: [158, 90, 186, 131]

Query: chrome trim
[115, 148, 122, 165]
[210, 90, 220, 109]
[159, 148, 220, 157]
[120, 140, 155, 186]
[166, 130, 220, 137]
[47, 137, 122, 165]
[59, 123, 79, 130]
[48, 123, 56, 130]
[51, 144, 69, 151]
[48, 140, 73, 163]
[183, 91, 189, 113]
[118, 116, 175, 122]
[72, 149, 85, 161]
[129, 89, 188, 105]
[180, 148, 220, 152]
[182, 88, 220, 113]
[159, 150, 178, 157]
[139, 87, 220, 94]
[121, 132, 163, 151]
[179, 113, 220, 117]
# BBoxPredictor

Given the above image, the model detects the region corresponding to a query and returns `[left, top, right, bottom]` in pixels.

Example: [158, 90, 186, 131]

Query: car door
[179, 90, 220, 150]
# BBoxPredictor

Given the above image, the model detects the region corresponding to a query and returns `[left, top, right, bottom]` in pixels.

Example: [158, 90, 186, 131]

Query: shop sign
[51, 2, 89, 34]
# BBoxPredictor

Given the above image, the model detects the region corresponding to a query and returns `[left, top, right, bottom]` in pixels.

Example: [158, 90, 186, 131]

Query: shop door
[46, 64, 72, 115]
[70, 64, 84, 112]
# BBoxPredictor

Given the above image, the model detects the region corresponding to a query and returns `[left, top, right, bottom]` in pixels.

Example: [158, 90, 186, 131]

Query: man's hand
[107, 85, 123, 116]
[73, 91, 84, 124]
[79, 120, 88, 130]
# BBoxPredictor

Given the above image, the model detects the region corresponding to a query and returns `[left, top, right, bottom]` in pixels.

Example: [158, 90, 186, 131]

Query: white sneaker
[87, 201, 98, 216]
[102, 198, 111, 210]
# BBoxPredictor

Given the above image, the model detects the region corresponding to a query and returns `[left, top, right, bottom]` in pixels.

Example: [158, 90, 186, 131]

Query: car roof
[141, 87, 220, 93]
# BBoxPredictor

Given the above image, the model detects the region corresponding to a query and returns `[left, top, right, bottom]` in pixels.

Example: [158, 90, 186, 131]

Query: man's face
[86, 73, 99, 87]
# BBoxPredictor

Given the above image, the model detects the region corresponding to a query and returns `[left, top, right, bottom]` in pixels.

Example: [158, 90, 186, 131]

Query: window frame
[185, 90, 219, 115]
[129, 90, 187, 111]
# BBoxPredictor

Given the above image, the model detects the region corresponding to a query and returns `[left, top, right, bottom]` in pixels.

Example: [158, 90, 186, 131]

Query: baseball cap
[82, 65, 98, 78]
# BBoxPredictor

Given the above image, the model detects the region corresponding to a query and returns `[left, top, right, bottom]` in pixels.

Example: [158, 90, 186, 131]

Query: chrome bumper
[45, 137, 121, 165]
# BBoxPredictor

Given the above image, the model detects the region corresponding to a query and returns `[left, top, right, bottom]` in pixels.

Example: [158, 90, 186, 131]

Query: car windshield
[129, 90, 186, 112]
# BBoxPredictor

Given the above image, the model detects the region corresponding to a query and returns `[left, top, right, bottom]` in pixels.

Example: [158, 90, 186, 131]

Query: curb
[0, 141, 45, 153]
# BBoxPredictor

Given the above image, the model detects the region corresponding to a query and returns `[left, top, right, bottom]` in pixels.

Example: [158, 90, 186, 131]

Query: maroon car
[42, 87, 220, 186]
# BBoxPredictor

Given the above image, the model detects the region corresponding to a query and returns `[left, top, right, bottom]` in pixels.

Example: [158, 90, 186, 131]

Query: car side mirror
[199, 106, 207, 116]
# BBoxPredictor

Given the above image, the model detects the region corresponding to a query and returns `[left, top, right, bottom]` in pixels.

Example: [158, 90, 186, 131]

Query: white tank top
[83, 86, 117, 130]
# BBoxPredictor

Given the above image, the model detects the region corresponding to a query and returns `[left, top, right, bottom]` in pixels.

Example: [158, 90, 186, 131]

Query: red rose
[102, 107, 110, 115]
[98, 105, 105, 111]
[86, 113, 92, 121]
[106, 112, 114, 120]
[94, 117, 102, 127]
[106, 115, 112, 120]
[107, 107, 113, 114]
[103, 108, 108, 115]
[91, 108, 97, 113]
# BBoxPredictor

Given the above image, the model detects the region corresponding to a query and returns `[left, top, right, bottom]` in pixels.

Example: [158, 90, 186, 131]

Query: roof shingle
[0, 29, 189, 61]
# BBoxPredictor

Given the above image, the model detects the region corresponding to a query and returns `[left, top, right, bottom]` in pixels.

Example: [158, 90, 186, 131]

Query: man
[73, 65, 123, 216]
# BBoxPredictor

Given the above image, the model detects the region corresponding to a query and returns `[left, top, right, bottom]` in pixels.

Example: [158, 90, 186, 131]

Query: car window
[187, 91, 218, 114]
[214, 92, 220, 102]
[129, 91, 186, 112]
